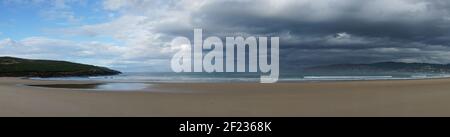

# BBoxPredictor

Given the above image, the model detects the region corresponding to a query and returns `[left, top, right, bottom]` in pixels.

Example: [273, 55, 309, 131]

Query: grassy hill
[0, 57, 121, 77]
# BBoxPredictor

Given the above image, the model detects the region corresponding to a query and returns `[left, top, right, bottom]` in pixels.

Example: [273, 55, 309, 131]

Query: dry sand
[1, 77, 450, 116]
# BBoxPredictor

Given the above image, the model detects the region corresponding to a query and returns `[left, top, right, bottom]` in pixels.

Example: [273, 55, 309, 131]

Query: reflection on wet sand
[28, 83, 149, 91]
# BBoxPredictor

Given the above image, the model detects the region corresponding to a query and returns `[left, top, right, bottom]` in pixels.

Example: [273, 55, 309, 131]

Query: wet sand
[1, 77, 450, 116]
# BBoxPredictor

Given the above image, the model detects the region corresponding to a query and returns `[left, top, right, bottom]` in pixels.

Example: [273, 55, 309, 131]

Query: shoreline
[24, 73, 450, 85]
[22, 75, 450, 92]
[1, 77, 450, 116]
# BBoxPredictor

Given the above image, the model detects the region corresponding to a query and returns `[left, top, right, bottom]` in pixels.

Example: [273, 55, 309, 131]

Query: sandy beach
[1, 77, 450, 117]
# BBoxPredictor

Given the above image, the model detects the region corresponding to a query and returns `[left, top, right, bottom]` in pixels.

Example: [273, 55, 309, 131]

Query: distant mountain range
[0, 57, 121, 77]
[304, 62, 450, 74]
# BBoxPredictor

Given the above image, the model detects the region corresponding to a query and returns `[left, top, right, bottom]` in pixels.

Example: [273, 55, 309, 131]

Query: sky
[1, 0, 450, 72]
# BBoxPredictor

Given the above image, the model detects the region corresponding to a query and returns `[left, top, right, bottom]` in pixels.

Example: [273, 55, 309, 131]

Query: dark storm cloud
[152, 0, 450, 68]
[190, 0, 449, 36]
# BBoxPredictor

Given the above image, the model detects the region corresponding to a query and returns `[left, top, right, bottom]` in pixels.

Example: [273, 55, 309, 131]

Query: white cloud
[102, 0, 129, 11]
[324, 32, 373, 45]
[0, 38, 15, 47]
[0, 37, 128, 69]
[53, 0, 211, 70]
[3, 0, 85, 24]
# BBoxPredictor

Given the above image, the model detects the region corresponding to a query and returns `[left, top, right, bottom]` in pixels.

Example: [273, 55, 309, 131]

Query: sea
[30, 72, 450, 83]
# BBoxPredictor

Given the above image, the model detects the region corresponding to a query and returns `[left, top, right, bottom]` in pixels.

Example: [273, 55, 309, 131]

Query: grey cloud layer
[3, 0, 450, 71]
[180, 0, 450, 68]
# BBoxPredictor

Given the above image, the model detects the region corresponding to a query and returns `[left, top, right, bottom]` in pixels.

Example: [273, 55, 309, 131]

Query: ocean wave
[30, 73, 450, 83]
